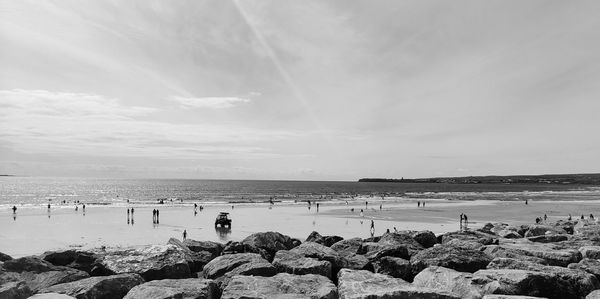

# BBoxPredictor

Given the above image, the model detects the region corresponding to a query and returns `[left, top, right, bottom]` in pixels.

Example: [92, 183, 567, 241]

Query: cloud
[0, 89, 296, 159]
[170, 96, 251, 109]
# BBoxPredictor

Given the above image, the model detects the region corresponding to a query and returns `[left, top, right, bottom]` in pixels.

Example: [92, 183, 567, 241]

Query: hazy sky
[1, 0, 599, 180]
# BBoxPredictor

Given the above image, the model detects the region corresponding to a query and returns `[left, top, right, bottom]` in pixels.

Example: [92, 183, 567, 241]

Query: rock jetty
[3, 220, 600, 298]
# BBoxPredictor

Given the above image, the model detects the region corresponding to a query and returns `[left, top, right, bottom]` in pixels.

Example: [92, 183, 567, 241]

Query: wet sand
[2, 199, 600, 257]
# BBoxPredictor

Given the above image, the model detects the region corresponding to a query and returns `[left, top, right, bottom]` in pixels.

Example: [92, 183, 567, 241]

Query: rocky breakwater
[3, 221, 600, 298]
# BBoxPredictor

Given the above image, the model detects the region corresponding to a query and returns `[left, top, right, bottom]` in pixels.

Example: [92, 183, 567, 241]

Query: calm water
[1, 176, 600, 209]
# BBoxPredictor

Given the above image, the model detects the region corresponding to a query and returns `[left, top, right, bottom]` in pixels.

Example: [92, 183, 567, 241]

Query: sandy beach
[3, 198, 600, 258]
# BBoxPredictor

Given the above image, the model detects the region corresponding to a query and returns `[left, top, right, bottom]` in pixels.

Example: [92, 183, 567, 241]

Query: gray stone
[97, 245, 191, 281]
[241, 231, 297, 261]
[0, 252, 12, 262]
[0, 281, 32, 299]
[410, 244, 492, 275]
[1, 257, 89, 292]
[221, 273, 337, 299]
[526, 234, 569, 243]
[377, 232, 425, 256]
[580, 246, 600, 259]
[39, 273, 144, 299]
[27, 294, 77, 299]
[484, 240, 581, 267]
[167, 238, 214, 273]
[272, 250, 332, 279]
[482, 296, 548, 299]
[290, 242, 345, 271]
[330, 238, 362, 256]
[587, 289, 600, 299]
[123, 278, 218, 299]
[201, 253, 276, 289]
[487, 257, 599, 299]
[337, 269, 460, 299]
[40, 250, 100, 274]
[471, 269, 555, 298]
[569, 258, 600, 281]
[524, 225, 567, 238]
[360, 242, 410, 262]
[182, 239, 223, 258]
[440, 230, 498, 246]
[413, 266, 484, 299]
[372, 256, 411, 281]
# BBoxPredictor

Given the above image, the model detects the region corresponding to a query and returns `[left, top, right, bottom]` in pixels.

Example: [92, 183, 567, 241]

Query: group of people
[417, 201, 426, 207]
[152, 209, 160, 224]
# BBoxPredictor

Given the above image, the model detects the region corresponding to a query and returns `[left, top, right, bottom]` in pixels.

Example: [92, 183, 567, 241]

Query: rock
[123, 278, 218, 299]
[445, 239, 485, 251]
[306, 231, 325, 244]
[40, 250, 101, 274]
[409, 230, 438, 248]
[587, 290, 600, 299]
[413, 266, 484, 299]
[554, 220, 576, 234]
[272, 250, 332, 279]
[201, 253, 276, 289]
[39, 273, 144, 299]
[580, 246, 600, 259]
[410, 244, 492, 275]
[241, 231, 297, 261]
[485, 240, 581, 266]
[0, 252, 12, 262]
[1, 257, 90, 292]
[330, 238, 362, 255]
[524, 225, 567, 238]
[482, 296, 548, 299]
[483, 246, 549, 265]
[221, 241, 261, 256]
[323, 236, 344, 247]
[500, 231, 523, 239]
[526, 234, 569, 243]
[183, 239, 223, 258]
[290, 242, 345, 271]
[440, 230, 498, 246]
[97, 245, 191, 281]
[471, 269, 556, 298]
[360, 242, 410, 262]
[478, 223, 523, 239]
[487, 257, 599, 298]
[221, 273, 337, 299]
[337, 269, 460, 299]
[372, 256, 411, 281]
[28, 293, 77, 298]
[377, 232, 425, 256]
[0, 281, 32, 299]
[167, 238, 214, 273]
[341, 254, 371, 271]
[569, 258, 600, 281]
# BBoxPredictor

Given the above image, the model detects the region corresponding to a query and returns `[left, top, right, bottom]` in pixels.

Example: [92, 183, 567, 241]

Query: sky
[1, 0, 599, 180]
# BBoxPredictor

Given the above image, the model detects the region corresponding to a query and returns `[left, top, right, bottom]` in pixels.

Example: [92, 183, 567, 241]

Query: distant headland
[359, 173, 600, 185]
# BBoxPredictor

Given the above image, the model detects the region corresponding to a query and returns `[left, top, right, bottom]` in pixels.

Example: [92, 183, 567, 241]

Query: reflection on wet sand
[215, 226, 231, 242]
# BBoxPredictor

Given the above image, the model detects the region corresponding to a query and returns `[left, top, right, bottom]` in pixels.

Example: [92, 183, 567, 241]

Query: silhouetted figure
[582, 215, 585, 220]
[183, 229, 187, 240]
[127, 208, 130, 216]
[75, 206, 78, 211]
[194, 203, 197, 211]
[460, 213, 464, 229]
[12, 206, 17, 214]
[423, 202, 425, 207]
[568, 214, 572, 220]
[379, 204, 382, 210]
[365, 201, 368, 208]
[47, 204, 51, 210]
[525, 200, 528, 205]
[370, 219, 375, 230]
[360, 209, 364, 217]
[394, 227, 398, 232]
[316, 203, 319, 212]
[156, 209, 160, 223]
[591, 214, 595, 220]
[535, 217, 541, 224]
[152, 209, 156, 223]
[386, 228, 390, 233]
[131, 208, 134, 214]
[544, 214, 547, 222]
[82, 204, 85, 212]
[418, 201, 420, 207]
[463, 214, 468, 229]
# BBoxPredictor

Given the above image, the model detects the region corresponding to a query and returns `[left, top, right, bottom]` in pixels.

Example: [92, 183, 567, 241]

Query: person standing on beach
[183, 229, 187, 240]
[360, 209, 364, 217]
[544, 214, 547, 222]
[48, 204, 51, 210]
[418, 201, 420, 208]
[463, 214, 468, 229]
[156, 209, 160, 223]
[460, 213, 464, 229]
[316, 203, 319, 212]
[12, 206, 17, 214]
[365, 201, 368, 209]
[152, 209, 156, 223]
[82, 204, 85, 212]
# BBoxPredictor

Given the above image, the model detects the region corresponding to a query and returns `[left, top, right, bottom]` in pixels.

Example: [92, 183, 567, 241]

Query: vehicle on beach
[215, 212, 232, 228]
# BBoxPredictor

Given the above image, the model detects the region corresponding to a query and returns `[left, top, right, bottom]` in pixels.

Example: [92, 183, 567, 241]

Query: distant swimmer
[12, 206, 17, 213]
[183, 229, 187, 240]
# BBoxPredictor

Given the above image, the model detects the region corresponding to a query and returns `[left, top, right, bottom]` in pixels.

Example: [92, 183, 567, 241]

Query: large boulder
[471, 269, 558, 298]
[272, 250, 332, 279]
[182, 239, 223, 258]
[221, 273, 337, 299]
[569, 258, 600, 281]
[413, 266, 485, 299]
[524, 225, 567, 238]
[485, 240, 582, 267]
[410, 230, 439, 248]
[290, 242, 345, 271]
[0, 252, 13, 262]
[440, 230, 498, 246]
[96, 245, 191, 281]
[123, 278, 218, 299]
[580, 246, 600, 259]
[410, 244, 492, 275]
[1, 257, 90, 292]
[330, 238, 362, 255]
[478, 223, 523, 239]
[526, 234, 569, 243]
[167, 238, 214, 273]
[341, 254, 371, 271]
[483, 246, 549, 265]
[28, 294, 76, 298]
[0, 281, 32, 299]
[377, 232, 425, 256]
[360, 242, 410, 262]
[305, 231, 343, 247]
[201, 253, 276, 289]
[445, 239, 486, 251]
[39, 273, 144, 299]
[240, 231, 297, 261]
[372, 256, 411, 281]
[40, 250, 100, 274]
[487, 257, 599, 299]
[482, 296, 549, 299]
[587, 290, 600, 299]
[337, 269, 460, 299]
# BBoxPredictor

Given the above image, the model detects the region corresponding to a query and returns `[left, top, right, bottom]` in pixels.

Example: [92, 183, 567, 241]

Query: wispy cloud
[0, 90, 295, 159]
[170, 96, 251, 109]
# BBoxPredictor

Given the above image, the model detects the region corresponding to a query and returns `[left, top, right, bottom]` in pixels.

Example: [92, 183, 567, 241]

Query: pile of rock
[3, 220, 600, 298]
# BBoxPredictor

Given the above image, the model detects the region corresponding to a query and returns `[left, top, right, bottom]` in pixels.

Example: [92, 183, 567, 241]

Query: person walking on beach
[152, 209, 156, 223]
[460, 213, 464, 229]
[568, 214, 572, 221]
[544, 214, 547, 222]
[418, 201, 420, 208]
[131, 208, 134, 215]
[47, 204, 51, 210]
[360, 209, 364, 217]
[183, 229, 187, 240]
[463, 214, 468, 229]
[82, 204, 85, 212]
[127, 208, 130, 216]
[156, 209, 160, 223]
[316, 203, 319, 212]
[12, 206, 17, 214]
[379, 204, 382, 210]
[422, 202, 425, 207]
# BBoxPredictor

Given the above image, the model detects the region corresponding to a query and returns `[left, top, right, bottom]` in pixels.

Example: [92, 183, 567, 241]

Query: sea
[2, 176, 600, 209]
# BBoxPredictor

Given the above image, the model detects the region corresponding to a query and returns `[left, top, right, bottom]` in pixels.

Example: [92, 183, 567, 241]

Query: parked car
[215, 212, 232, 228]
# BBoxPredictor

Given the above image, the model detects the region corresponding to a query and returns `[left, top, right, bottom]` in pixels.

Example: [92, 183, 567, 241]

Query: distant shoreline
[359, 173, 600, 185]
